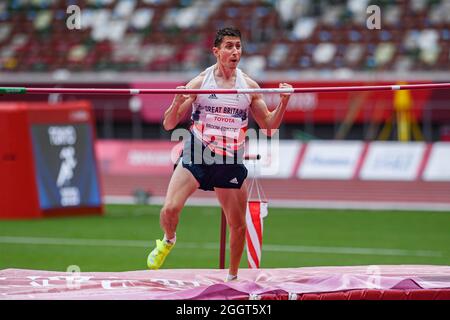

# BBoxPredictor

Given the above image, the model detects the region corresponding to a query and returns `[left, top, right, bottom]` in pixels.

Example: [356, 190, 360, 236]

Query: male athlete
[147, 27, 292, 281]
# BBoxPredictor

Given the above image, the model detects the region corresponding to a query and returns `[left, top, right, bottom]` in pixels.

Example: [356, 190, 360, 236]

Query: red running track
[101, 174, 450, 207]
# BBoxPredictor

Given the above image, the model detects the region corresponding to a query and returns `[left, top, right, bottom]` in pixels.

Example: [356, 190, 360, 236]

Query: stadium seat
[0, 0, 448, 72]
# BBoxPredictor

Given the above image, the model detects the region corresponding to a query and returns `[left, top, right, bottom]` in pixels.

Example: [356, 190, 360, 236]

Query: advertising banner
[31, 124, 101, 209]
[96, 140, 179, 175]
[422, 142, 450, 181]
[359, 142, 426, 181]
[245, 140, 301, 178]
[298, 141, 364, 179]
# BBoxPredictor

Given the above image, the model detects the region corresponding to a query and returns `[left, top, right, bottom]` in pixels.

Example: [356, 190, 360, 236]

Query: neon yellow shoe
[147, 239, 175, 270]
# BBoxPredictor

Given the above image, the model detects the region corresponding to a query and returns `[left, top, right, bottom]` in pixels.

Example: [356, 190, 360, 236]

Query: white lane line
[0, 236, 442, 257]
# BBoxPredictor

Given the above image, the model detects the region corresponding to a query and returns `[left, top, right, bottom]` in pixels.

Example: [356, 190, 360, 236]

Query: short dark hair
[214, 27, 241, 48]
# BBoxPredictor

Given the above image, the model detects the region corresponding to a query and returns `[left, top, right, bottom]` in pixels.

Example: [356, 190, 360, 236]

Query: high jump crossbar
[1, 83, 450, 95]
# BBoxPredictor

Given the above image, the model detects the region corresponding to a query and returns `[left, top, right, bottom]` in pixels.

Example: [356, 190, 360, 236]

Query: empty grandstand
[0, 0, 449, 73]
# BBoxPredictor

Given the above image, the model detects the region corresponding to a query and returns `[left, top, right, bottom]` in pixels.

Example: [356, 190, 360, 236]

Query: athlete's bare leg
[160, 162, 199, 239]
[215, 182, 248, 277]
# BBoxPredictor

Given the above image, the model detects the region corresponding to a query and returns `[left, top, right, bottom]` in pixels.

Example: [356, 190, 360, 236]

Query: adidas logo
[229, 177, 239, 184]
[208, 94, 218, 99]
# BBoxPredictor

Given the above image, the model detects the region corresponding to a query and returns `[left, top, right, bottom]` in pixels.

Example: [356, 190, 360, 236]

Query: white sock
[226, 274, 237, 281]
[163, 234, 176, 244]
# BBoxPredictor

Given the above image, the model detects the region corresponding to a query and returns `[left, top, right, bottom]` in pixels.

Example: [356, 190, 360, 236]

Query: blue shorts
[181, 161, 248, 191]
[175, 131, 248, 191]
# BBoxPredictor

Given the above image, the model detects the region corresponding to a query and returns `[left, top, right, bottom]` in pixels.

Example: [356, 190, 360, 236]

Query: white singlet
[191, 65, 252, 157]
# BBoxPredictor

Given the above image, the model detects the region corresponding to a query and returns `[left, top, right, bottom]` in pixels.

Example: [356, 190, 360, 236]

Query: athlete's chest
[214, 75, 237, 89]
[196, 93, 242, 111]
[194, 68, 251, 114]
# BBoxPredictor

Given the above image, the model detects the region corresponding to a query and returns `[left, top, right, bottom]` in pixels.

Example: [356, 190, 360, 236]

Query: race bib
[203, 114, 243, 140]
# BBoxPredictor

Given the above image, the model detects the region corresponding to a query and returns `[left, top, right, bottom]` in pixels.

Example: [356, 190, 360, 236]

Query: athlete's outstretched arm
[163, 75, 203, 131]
[248, 80, 292, 133]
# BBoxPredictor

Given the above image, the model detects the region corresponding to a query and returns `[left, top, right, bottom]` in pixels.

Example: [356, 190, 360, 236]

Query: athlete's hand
[172, 86, 191, 106]
[279, 82, 293, 101]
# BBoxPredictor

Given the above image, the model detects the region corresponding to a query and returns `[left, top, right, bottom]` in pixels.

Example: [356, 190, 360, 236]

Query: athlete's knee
[164, 199, 184, 213]
[228, 219, 246, 235]
[160, 203, 182, 224]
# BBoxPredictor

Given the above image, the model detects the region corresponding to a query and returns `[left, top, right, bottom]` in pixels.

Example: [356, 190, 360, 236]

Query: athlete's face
[214, 36, 242, 68]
